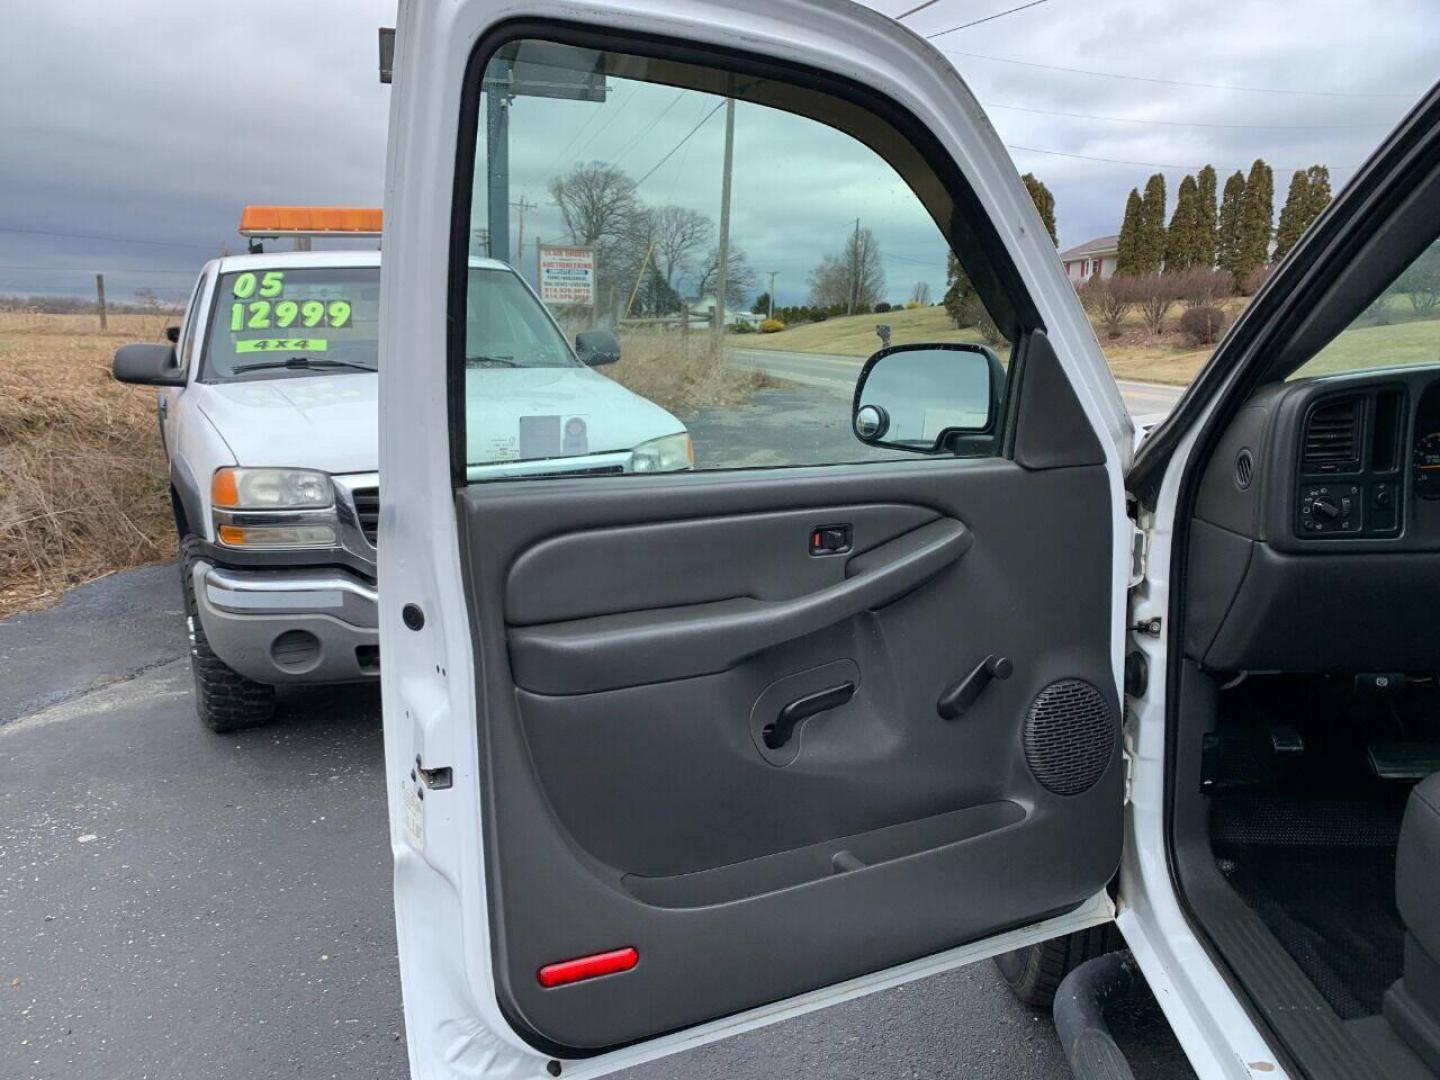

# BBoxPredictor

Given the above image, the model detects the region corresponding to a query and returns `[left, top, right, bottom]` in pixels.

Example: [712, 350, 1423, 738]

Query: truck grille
[351, 487, 380, 546]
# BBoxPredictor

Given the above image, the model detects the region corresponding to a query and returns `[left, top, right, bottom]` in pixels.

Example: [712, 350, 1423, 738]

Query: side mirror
[165, 325, 181, 343]
[852, 343, 1003, 453]
[575, 328, 621, 367]
[113, 343, 185, 387]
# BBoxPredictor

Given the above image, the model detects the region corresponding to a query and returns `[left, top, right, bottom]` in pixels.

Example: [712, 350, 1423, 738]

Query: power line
[893, 0, 946, 19]
[634, 101, 726, 187]
[925, 0, 1054, 39]
[984, 100, 1388, 131]
[1004, 142, 1359, 172]
[0, 224, 218, 250]
[943, 48, 1417, 98]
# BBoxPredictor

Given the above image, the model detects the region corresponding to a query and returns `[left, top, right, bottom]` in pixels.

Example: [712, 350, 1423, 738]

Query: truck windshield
[463, 268, 577, 368]
[204, 266, 380, 381]
[203, 265, 577, 381]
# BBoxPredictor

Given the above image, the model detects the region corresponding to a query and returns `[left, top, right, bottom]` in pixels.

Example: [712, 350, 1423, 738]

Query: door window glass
[457, 38, 1017, 479]
[1293, 238, 1440, 379]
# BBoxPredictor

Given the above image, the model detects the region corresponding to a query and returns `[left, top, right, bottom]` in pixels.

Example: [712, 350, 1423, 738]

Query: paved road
[0, 575, 1190, 1080]
[730, 346, 1186, 419]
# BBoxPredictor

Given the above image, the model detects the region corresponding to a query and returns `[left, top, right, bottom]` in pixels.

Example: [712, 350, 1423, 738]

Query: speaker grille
[1023, 679, 1116, 796]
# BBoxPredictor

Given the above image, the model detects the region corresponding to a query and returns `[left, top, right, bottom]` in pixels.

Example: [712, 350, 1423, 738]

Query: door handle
[763, 681, 855, 749]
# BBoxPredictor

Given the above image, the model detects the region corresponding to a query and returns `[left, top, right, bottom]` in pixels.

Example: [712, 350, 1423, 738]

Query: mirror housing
[575, 328, 621, 367]
[851, 343, 1004, 453]
[113, 343, 185, 387]
[165, 325, 181, 343]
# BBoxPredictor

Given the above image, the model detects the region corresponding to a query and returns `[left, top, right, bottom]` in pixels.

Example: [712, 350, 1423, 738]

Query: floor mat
[1217, 845, 1404, 1019]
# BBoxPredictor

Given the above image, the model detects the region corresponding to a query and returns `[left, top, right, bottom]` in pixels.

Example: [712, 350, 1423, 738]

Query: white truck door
[378, 2, 1135, 1076]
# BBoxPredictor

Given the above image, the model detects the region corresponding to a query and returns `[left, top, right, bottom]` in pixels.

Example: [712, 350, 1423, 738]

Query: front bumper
[193, 562, 378, 685]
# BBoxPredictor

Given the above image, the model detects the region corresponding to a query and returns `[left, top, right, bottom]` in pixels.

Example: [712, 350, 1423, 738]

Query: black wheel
[994, 924, 1124, 1007]
[180, 535, 276, 733]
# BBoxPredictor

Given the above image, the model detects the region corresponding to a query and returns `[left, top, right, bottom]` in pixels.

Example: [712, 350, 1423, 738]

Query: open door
[378, 1, 1136, 1075]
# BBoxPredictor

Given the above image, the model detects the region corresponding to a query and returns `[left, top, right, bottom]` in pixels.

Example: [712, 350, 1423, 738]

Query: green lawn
[738, 306, 987, 356]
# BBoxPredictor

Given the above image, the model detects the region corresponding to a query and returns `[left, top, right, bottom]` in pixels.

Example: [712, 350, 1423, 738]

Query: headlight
[212, 467, 334, 509]
[630, 432, 693, 473]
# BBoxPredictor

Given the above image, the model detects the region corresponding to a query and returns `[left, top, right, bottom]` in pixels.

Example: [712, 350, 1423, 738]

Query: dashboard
[1185, 364, 1440, 672]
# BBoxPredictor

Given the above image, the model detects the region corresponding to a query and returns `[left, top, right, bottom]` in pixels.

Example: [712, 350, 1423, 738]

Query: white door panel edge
[1117, 410, 1287, 1080]
[379, 1, 1134, 1076]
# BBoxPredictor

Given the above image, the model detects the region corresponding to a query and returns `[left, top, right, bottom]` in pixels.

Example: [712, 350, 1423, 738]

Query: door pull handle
[763, 682, 856, 750]
[937, 655, 1013, 720]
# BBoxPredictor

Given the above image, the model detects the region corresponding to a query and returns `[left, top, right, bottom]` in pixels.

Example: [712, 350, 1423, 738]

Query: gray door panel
[457, 458, 1121, 1053]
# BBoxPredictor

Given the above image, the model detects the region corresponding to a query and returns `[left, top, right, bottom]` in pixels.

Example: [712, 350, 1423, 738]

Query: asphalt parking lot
[0, 564, 1192, 1080]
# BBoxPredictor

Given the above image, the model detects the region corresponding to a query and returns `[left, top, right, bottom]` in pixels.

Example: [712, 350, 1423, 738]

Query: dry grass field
[0, 312, 176, 617]
[605, 328, 784, 415]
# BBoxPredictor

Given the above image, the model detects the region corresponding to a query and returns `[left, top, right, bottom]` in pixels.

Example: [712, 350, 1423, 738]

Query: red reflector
[537, 947, 638, 988]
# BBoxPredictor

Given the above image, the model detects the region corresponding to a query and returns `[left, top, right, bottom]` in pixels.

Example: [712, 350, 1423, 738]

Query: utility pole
[767, 271, 777, 319]
[95, 273, 107, 330]
[713, 94, 736, 346]
[511, 196, 536, 270]
[848, 217, 861, 316]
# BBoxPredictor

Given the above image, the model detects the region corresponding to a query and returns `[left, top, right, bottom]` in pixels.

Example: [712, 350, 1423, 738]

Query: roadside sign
[538, 245, 596, 305]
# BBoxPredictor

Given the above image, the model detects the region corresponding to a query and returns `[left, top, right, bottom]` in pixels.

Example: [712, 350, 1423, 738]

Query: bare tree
[808, 226, 885, 312]
[548, 161, 639, 248]
[1171, 266, 1233, 308]
[651, 205, 712, 293]
[910, 280, 933, 306]
[696, 244, 758, 308]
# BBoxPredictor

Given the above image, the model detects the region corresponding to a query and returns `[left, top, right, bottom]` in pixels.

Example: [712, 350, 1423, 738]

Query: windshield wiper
[465, 354, 520, 368]
[232, 356, 376, 374]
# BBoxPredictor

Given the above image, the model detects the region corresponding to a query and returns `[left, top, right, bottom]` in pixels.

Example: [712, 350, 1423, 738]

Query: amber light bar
[238, 205, 382, 238]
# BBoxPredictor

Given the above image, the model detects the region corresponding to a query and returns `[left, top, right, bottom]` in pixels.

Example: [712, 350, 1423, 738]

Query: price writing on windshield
[229, 299, 352, 331]
[234, 338, 329, 354]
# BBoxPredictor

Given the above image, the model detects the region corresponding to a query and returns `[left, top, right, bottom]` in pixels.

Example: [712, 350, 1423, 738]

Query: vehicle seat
[1388, 772, 1440, 1073]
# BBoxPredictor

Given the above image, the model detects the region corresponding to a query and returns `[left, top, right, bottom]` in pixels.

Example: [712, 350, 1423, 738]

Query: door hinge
[1128, 525, 1149, 589]
[415, 755, 452, 791]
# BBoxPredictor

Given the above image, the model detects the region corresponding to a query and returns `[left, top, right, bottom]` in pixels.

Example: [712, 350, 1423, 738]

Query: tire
[994, 924, 1124, 1008]
[180, 536, 276, 733]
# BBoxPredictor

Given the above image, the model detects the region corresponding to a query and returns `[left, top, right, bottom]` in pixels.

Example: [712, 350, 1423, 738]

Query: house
[1060, 234, 1119, 282]
[688, 296, 764, 329]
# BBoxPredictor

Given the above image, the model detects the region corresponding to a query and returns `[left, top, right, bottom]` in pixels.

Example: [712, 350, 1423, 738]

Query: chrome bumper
[193, 563, 379, 684]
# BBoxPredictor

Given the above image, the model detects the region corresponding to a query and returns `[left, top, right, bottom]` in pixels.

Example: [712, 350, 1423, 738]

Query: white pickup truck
[113, 248, 689, 731]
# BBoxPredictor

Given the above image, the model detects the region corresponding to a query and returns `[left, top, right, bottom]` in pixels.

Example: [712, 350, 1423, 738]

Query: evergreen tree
[1305, 165, 1333, 223]
[1237, 158, 1274, 283]
[942, 252, 974, 328]
[1116, 189, 1144, 274]
[1021, 173, 1058, 245]
[1195, 165, 1218, 268]
[1273, 169, 1312, 263]
[1217, 170, 1246, 281]
[1165, 175, 1202, 271]
[1140, 173, 1168, 273]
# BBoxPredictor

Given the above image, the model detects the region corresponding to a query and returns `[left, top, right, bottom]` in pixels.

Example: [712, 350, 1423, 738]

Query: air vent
[1302, 397, 1361, 472]
[1234, 448, 1254, 490]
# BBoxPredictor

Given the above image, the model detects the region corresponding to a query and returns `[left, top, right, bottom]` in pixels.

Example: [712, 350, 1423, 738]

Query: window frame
[446, 19, 1047, 486]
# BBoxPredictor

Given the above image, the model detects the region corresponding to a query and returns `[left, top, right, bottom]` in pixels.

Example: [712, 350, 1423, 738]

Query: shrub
[904, 300, 923, 309]
[1172, 266, 1234, 308]
[1078, 275, 1136, 340]
[1363, 294, 1393, 325]
[1241, 264, 1274, 296]
[811, 310, 828, 322]
[874, 301, 892, 313]
[1178, 305, 1228, 346]
[731, 321, 755, 334]
[1132, 272, 1183, 335]
[759, 318, 785, 333]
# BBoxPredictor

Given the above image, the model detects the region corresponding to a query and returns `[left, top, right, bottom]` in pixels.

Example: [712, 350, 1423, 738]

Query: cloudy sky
[3, 0, 1437, 306]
